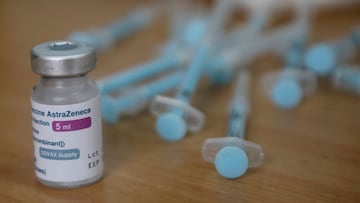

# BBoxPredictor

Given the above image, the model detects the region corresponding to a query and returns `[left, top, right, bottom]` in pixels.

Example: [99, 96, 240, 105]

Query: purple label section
[52, 117, 91, 132]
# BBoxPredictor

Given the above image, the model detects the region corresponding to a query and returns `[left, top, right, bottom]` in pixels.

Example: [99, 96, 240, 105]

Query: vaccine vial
[30, 41, 103, 188]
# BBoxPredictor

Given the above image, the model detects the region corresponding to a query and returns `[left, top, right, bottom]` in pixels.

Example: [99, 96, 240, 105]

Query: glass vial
[31, 41, 103, 189]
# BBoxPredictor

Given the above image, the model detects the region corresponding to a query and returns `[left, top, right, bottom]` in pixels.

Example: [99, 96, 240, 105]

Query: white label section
[31, 95, 103, 182]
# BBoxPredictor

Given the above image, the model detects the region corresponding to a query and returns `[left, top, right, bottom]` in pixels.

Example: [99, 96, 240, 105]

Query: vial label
[31, 95, 103, 182]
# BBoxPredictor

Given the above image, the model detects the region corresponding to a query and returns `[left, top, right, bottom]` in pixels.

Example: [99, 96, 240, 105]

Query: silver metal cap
[31, 40, 96, 77]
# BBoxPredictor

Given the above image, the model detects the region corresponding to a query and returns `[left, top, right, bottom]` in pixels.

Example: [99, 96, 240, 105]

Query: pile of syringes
[66, 0, 360, 179]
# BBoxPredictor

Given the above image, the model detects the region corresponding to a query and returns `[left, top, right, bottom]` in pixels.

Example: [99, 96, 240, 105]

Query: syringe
[262, 3, 318, 109]
[284, 2, 311, 68]
[207, 3, 274, 84]
[202, 71, 264, 179]
[305, 26, 360, 76]
[150, 0, 234, 142]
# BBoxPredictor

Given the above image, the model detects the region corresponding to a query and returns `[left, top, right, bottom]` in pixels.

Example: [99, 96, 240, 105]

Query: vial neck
[40, 74, 88, 88]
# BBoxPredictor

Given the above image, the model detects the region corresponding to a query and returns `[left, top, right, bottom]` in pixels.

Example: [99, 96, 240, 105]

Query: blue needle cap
[156, 112, 186, 142]
[215, 146, 249, 179]
[305, 44, 337, 75]
[270, 79, 303, 109]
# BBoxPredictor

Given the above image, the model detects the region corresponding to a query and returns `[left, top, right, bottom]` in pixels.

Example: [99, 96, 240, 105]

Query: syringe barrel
[111, 72, 183, 116]
[97, 55, 181, 95]
[233, 70, 251, 106]
[209, 0, 234, 40]
[227, 71, 250, 139]
[222, 23, 304, 70]
[220, 10, 269, 50]
[141, 71, 183, 99]
[176, 42, 211, 103]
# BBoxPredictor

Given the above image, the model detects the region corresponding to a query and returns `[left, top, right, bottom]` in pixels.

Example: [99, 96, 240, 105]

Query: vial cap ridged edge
[31, 40, 96, 77]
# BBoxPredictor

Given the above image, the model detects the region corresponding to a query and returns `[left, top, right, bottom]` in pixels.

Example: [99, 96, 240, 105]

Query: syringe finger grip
[150, 95, 205, 132]
[202, 137, 264, 168]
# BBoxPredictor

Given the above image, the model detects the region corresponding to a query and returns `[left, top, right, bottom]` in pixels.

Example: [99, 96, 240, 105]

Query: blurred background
[0, 0, 359, 202]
